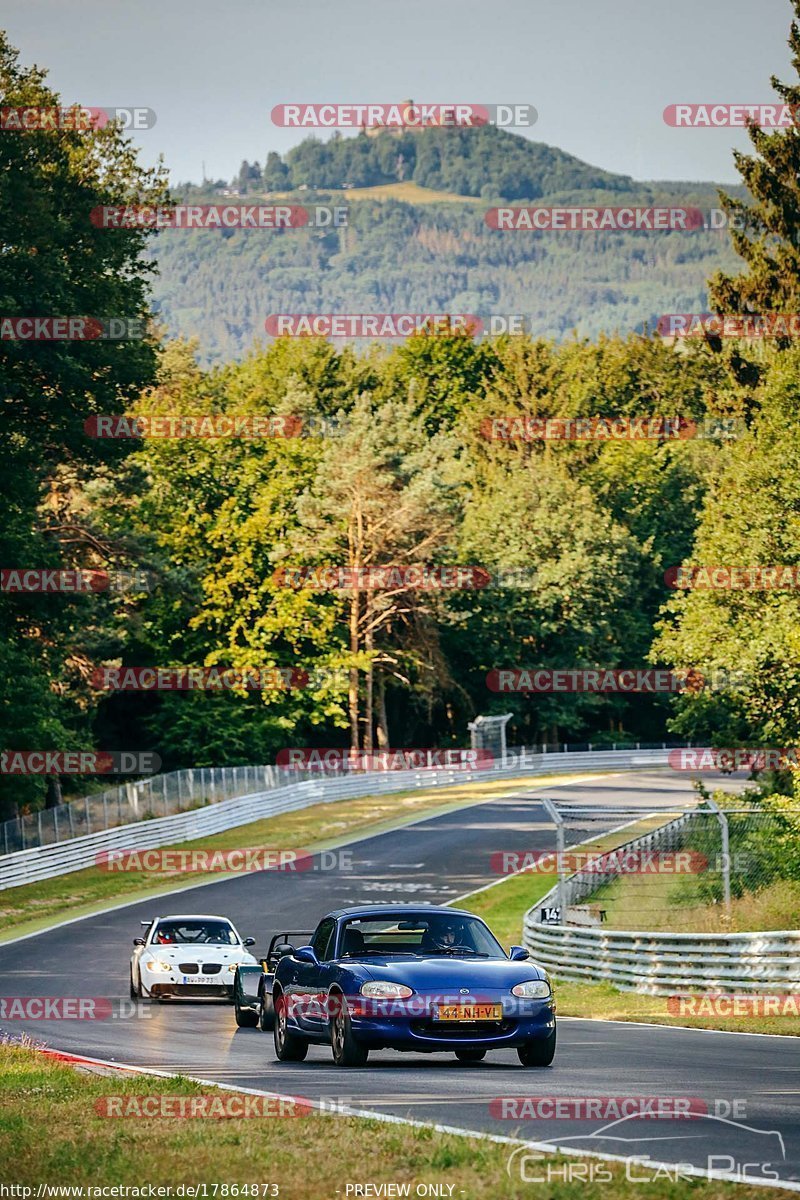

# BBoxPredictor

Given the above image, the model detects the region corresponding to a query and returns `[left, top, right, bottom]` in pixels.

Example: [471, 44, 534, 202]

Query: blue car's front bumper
[346, 994, 556, 1051]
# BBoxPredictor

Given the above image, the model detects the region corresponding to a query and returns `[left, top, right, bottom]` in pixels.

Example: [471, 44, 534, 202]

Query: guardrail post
[85, 795, 91, 834]
[704, 796, 731, 912]
[540, 797, 566, 924]
[37, 810, 43, 846]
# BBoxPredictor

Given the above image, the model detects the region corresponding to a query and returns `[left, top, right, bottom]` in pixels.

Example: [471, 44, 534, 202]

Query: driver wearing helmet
[434, 917, 471, 950]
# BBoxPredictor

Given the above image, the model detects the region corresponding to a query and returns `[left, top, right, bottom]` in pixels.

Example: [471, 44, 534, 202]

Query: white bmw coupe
[130, 914, 259, 1001]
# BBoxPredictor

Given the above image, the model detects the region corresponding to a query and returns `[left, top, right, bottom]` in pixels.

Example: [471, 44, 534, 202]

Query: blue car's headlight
[360, 982, 413, 999]
[511, 980, 551, 999]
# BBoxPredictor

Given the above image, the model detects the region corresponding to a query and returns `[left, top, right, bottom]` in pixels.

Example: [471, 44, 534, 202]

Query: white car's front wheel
[129, 968, 140, 1000]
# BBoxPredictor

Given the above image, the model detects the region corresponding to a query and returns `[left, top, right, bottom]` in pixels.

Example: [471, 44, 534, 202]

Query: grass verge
[554, 980, 800, 1036]
[0, 1040, 789, 1198]
[0, 771, 604, 943]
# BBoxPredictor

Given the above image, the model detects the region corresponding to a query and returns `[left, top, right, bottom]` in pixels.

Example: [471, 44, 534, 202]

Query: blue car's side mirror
[295, 945, 319, 965]
[509, 945, 530, 961]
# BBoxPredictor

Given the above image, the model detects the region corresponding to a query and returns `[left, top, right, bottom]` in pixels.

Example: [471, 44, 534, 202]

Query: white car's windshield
[339, 914, 503, 957]
[150, 920, 240, 946]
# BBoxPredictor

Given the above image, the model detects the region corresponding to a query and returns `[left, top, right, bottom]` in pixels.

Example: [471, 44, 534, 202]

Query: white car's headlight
[144, 959, 172, 973]
[511, 980, 551, 999]
[360, 982, 413, 999]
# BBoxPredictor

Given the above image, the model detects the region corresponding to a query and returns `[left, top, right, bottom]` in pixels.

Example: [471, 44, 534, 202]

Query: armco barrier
[0, 747, 669, 890]
[522, 922, 800, 994]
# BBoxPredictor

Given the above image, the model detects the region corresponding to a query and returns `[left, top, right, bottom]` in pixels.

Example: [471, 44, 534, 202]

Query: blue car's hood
[347, 955, 546, 990]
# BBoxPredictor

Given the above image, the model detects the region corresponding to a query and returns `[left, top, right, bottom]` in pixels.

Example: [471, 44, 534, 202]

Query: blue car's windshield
[338, 914, 503, 958]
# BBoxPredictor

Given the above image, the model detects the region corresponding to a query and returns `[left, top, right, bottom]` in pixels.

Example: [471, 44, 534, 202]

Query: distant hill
[261, 126, 636, 200]
[152, 127, 742, 363]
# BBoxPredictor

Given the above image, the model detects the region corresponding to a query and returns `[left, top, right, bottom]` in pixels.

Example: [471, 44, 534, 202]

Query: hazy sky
[3, 0, 795, 185]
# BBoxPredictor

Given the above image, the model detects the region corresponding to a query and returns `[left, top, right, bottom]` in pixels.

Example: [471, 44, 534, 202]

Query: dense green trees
[653, 2, 800, 774]
[653, 346, 800, 748]
[0, 31, 168, 817]
[85, 328, 741, 773]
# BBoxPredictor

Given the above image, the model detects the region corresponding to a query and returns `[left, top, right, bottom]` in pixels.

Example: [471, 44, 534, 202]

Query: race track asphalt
[2, 770, 797, 1187]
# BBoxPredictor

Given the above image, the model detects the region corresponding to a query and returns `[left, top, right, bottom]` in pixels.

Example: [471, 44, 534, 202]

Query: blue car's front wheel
[517, 1028, 556, 1067]
[330, 993, 369, 1067]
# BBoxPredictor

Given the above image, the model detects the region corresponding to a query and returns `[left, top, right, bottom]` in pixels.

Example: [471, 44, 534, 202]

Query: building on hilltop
[364, 100, 484, 138]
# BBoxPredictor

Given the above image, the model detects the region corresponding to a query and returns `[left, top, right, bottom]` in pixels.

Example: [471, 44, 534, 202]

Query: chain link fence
[0, 765, 280, 855]
[530, 800, 800, 933]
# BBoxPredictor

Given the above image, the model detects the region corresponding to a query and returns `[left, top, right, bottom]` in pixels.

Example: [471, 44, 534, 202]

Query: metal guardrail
[0, 746, 671, 890]
[523, 923, 800, 994]
[523, 811, 800, 994]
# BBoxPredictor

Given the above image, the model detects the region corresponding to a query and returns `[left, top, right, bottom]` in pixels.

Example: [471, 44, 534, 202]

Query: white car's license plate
[183, 975, 219, 985]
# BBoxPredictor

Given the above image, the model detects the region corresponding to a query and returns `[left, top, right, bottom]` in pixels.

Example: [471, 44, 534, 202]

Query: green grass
[593, 867, 800, 934]
[553, 979, 800, 1035]
[458, 871, 556, 948]
[0, 1040, 789, 1197]
[0, 771, 605, 942]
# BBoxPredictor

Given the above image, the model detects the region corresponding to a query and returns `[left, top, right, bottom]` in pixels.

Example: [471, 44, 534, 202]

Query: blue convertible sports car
[271, 904, 556, 1067]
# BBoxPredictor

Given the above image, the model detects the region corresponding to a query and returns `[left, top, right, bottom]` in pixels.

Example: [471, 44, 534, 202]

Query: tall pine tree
[709, 1, 800, 313]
